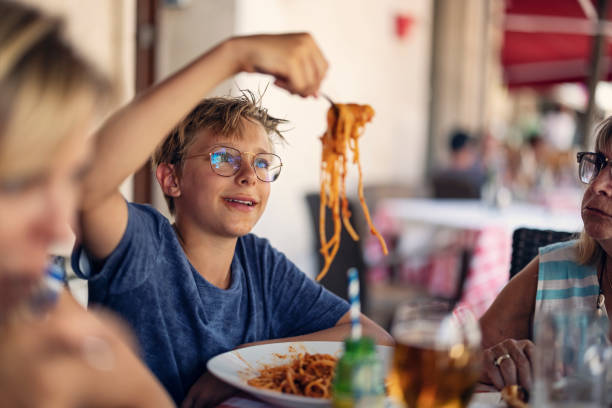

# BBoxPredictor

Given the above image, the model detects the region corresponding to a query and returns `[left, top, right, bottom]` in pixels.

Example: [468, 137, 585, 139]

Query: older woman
[479, 116, 612, 391]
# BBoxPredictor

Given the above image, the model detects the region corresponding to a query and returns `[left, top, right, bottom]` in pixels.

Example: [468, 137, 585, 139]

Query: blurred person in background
[431, 129, 486, 199]
[0, 1, 175, 406]
[541, 102, 576, 152]
[478, 116, 612, 392]
[511, 132, 578, 202]
[512, 133, 553, 197]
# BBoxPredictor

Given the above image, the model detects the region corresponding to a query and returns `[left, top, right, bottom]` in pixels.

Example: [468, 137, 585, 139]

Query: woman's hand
[480, 338, 536, 391]
[228, 33, 328, 97]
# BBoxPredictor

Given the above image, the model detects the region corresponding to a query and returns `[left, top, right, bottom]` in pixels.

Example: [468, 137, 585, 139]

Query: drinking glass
[388, 300, 482, 408]
[533, 309, 609, 408]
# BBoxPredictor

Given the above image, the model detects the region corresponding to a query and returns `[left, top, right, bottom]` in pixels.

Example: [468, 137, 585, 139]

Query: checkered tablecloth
[454, 226, 511, 317]
[367, 218, 510, 318]
[366, 198, 581, 318]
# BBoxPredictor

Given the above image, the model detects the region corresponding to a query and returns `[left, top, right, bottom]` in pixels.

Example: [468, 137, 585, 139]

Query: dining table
[366, 197, 584, 318]
[214, 392, 505, 407]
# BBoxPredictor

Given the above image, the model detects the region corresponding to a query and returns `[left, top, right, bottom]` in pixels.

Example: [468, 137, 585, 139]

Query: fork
[321, 93, 341, 136]
[321, 93, 340, 115]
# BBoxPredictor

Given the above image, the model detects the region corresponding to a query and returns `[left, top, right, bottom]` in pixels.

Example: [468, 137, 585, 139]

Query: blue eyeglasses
[186, 145, 282, 182]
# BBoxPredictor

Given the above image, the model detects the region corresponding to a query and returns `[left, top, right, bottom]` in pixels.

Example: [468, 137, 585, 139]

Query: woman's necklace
[597, 255, 608, 316]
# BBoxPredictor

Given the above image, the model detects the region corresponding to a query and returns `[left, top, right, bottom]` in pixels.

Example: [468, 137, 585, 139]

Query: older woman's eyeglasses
[186, 145, 282, 182]
[577, 152, 612, 184]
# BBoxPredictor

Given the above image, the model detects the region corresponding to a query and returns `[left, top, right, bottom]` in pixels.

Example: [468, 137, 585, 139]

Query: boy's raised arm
[77, 34, 327, 259]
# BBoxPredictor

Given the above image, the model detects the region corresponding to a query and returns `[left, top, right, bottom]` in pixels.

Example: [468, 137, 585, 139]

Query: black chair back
[509, 228, 575, 279]
[305, 193, 368, 314]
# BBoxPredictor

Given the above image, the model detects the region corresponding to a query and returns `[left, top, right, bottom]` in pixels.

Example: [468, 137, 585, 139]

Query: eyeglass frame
[577, 151, 612, 184]
[184, 144, 283, 183]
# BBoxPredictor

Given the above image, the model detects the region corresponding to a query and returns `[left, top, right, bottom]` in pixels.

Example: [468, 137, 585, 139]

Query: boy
[73, 34, 393, 405]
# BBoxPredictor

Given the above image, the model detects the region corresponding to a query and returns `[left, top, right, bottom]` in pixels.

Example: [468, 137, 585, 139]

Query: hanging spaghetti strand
[316, 103, 388, 281]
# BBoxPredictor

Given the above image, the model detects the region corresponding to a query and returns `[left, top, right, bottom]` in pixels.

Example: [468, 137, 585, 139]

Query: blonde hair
[153, 91, 287, 213]
[576, 116, 612, 265]
[0, 1, 108, 181]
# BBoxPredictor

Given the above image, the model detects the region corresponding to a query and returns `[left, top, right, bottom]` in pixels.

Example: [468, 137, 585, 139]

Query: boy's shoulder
[127, 202, 171, 227]
[128, 201, 164, 216]
[235, 233, 292, 270]
[124, 202, 174, 247]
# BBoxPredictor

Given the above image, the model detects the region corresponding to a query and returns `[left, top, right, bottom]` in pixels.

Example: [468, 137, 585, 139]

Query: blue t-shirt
[72, 203, 350, 404]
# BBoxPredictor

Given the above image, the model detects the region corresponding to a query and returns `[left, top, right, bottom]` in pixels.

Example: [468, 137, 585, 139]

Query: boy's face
[175, 118, 272, 238]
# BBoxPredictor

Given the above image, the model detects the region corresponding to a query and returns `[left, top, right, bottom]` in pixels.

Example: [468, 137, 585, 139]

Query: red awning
[503, 0, 612, 88]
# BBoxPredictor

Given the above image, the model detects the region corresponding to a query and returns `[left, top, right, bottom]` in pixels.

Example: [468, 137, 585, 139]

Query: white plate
[207, 341, 393, 408]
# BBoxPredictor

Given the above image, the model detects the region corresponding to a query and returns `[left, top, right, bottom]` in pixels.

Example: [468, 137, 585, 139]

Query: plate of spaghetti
[207, 341, 393, 408]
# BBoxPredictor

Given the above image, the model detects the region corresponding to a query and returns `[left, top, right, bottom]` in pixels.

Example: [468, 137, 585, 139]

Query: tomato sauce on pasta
[247, 353, 337, 398]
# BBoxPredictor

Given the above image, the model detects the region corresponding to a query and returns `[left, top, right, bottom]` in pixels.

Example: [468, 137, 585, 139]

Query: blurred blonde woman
[479, 117, 612, 392]
[0, 1, 174, 406]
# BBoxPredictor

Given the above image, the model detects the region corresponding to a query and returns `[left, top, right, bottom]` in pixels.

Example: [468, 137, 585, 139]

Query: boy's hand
[230, 33, 328, 97]
[181, 371, 239, 408]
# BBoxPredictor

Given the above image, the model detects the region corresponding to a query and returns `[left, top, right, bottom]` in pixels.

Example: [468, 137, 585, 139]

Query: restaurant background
[19, 0, 604, 320]
[154, 0, 435, 275]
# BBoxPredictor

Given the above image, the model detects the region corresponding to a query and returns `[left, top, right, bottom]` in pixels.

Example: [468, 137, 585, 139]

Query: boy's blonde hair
[0, 1, 109, 181]
[576, 116, 612, 265]
[153, 92, 287, 213]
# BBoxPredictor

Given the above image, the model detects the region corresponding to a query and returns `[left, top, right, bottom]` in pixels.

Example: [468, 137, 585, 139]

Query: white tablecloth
[378, 198, 583, 233]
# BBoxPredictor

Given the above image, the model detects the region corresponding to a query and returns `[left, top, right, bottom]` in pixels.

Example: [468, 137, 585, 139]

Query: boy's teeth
[226, 198, 253, 206]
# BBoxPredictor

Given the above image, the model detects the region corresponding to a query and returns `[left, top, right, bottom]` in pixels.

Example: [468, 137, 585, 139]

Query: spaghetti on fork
[317, 103, 388, 281]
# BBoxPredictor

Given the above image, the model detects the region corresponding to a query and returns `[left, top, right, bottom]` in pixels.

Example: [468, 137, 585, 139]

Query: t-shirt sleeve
[260, 239, 350, 339]
[70, 203, 164, 302]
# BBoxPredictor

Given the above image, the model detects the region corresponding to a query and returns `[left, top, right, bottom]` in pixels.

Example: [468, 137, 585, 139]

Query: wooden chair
[509, 228, 576, 279]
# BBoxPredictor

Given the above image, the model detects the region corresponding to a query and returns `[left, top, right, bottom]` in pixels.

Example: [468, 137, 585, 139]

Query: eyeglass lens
[210, 146, 281, 182]
[578, 152, 610, 184]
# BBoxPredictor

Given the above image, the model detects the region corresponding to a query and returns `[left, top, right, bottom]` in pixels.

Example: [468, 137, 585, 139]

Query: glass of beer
[533, 309, 608, 407]
[389, 300, 482, 408]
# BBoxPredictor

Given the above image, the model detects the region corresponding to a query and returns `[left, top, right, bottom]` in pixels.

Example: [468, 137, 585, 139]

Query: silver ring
[494, 353, 511, 367]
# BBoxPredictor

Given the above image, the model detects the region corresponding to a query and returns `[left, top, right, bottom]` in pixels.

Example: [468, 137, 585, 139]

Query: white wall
[20, 0, 135, 257]
[157, 0, 433, 277]
[155, 0, 239, 215]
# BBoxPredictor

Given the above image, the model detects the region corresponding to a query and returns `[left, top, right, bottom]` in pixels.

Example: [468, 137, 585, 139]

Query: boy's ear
[156, 163, 181, 197]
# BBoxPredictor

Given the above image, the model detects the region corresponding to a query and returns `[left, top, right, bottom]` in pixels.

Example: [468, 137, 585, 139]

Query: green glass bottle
[332, 336, 385, 408]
